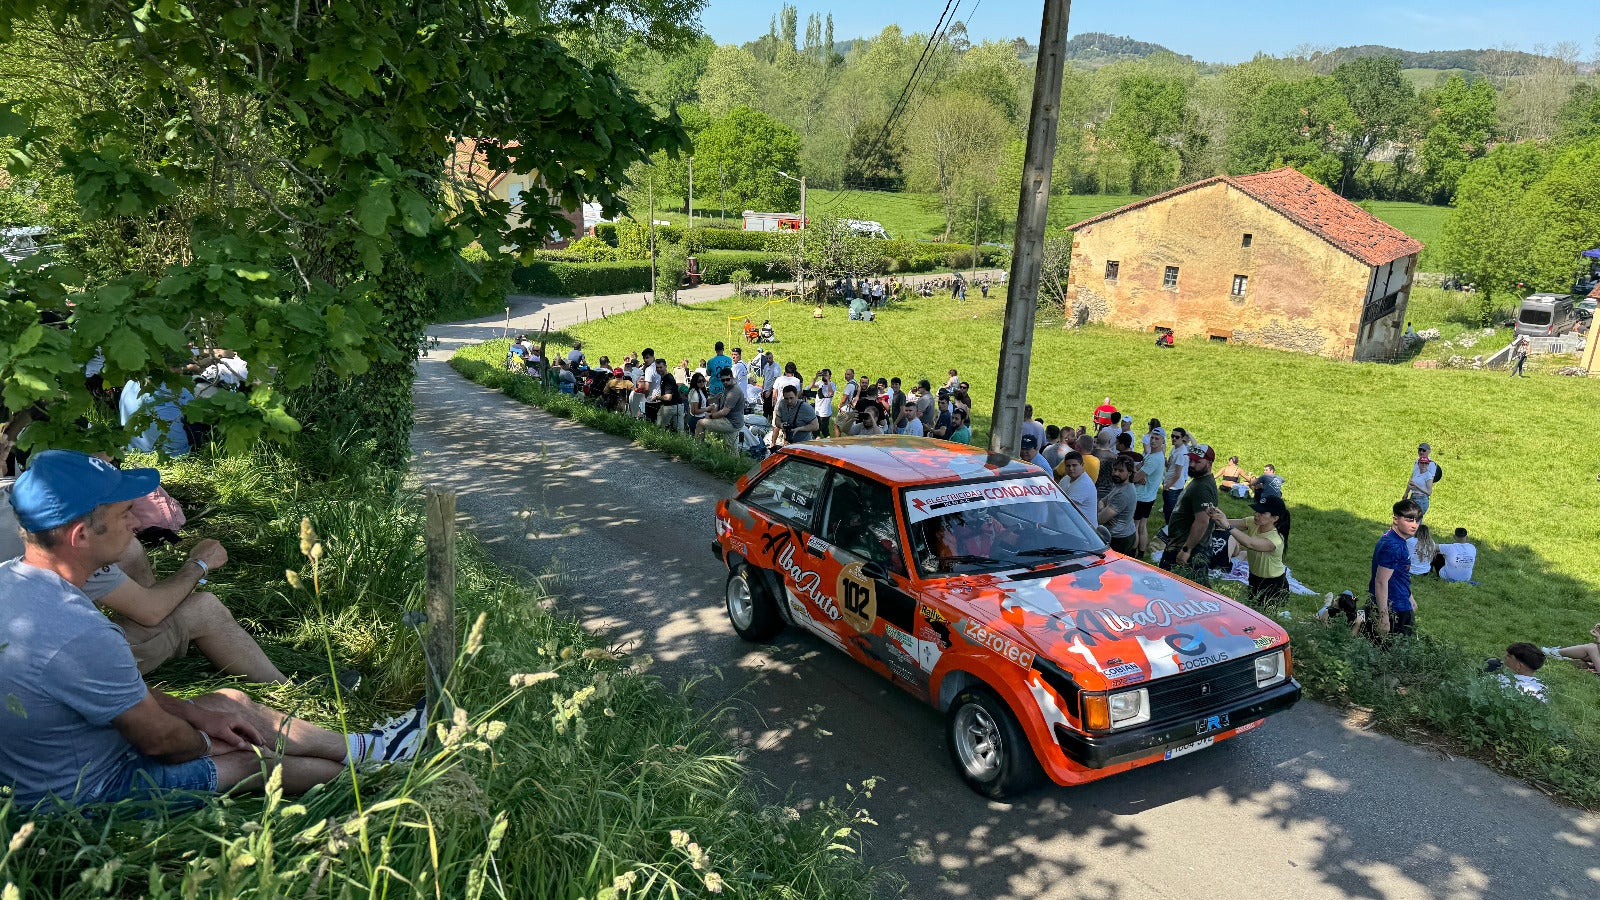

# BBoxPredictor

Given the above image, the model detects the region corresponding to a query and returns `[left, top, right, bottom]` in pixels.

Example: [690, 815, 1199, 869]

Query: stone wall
[1066, 181, 1389, 361]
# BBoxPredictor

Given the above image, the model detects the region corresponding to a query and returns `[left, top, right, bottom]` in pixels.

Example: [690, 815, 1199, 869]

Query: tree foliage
[0, 0, 686, 463]
[691, 106, 801, 213]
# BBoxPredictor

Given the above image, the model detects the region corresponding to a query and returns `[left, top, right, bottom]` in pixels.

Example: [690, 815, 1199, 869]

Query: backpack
[1430, 462, 1443, 484]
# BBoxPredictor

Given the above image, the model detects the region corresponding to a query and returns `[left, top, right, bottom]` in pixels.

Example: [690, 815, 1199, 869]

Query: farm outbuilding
[1065, 167, 1424, 361]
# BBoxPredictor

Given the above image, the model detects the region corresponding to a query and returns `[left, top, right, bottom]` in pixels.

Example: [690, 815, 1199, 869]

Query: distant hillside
[1061, 32, 1195, 68]
[1302, 44, 1550, 74]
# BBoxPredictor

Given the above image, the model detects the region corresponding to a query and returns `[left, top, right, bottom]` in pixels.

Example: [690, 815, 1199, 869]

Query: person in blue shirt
[119, 379, 192, 456]
[1369, 498, 1422, 637]
[706, 341, 732, 396]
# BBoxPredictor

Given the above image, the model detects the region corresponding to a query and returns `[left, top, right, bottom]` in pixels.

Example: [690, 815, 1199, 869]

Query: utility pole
[989, 0, 1071, 455]
[688, 156, 694, 229]
[971, 191, 981, 282]
[648, 169, 656, 300]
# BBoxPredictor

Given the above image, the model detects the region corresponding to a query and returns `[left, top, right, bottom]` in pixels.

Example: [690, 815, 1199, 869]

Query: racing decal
[960, 618, 1036, 668]
[1028, 672, 1074, 733]
[837, 562, 878, 634]
[807, 535, 829, 556]
[849, 631, 931, 700]
[886, 622, 944, 673]
[1252, 636, 1275, 649]
[775, 539, 840, 621]
[1103, 662, 1144, 680]
[1135, 625, 1261, 678]
[1092, 597, 1224, 633]
[1196, 713, 1230, 736]
[904, 475, 1063, 525]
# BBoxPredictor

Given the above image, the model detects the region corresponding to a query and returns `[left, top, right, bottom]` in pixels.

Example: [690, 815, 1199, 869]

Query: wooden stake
[424, 489, 458, 718]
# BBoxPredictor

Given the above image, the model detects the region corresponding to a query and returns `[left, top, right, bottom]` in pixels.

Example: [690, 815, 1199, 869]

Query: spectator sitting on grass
[1248, 463, 1284, 501]
[1486, 643, 1548, 701]
[1435, 527, 1477, 582]
[1218, 455, 1249, 498]
[1, 452, 425, 809]
[695, 372, 745, 445]
[1209, 495, 1290, 606]
[1544, 624, 1600, 674]
[1406, 522, 1439, 579]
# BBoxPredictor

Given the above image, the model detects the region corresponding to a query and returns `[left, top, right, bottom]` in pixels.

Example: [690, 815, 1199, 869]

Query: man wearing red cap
[1, 451, 424, 808]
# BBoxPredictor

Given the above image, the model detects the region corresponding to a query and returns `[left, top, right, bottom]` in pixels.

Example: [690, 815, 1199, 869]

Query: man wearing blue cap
[1, 451, 424, 808]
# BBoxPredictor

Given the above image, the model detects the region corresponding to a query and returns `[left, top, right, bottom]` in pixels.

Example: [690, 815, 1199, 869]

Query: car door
[814, 472, 932, 698]
[738, 458, 843, 638]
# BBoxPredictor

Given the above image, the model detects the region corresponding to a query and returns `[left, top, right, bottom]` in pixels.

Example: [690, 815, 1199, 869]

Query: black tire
[725, 563, 784, 642]
[944, 685, 1045, 800]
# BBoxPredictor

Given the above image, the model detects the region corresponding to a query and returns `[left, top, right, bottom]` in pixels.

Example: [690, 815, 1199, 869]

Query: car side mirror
[1094, 525, 1112, 547]
[861, 561, 890, 582]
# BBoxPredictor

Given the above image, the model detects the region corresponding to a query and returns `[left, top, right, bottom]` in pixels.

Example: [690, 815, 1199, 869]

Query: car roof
[777, 436, 1038, 486]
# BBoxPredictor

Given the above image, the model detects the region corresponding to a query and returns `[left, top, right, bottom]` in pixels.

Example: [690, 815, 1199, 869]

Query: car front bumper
[1054, 680, 1301, 769]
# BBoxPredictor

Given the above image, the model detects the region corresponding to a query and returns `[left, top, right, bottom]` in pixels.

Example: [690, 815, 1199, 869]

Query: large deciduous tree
[0, 0, 686, 464]
[906, 91, 1004, 242]
[1438, 143, 1550, 325]
[1418, 74, 1498, 204]
[691, 106, 801, 213]
[1330, 56, 1417, 196]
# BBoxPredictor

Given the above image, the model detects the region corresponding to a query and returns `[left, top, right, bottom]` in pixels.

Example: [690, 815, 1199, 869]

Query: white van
[1514, 293, 1577, 338]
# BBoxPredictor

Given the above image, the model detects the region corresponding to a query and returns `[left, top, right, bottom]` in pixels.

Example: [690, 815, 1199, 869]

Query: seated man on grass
[1, 451, 424, 808]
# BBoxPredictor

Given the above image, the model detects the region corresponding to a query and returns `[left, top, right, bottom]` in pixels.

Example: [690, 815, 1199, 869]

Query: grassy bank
[447, 293, 1600, 806]
[1, 449, 886, 898]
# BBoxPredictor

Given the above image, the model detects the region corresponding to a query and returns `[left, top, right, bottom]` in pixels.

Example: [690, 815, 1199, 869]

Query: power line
[824, 0, 962, 211]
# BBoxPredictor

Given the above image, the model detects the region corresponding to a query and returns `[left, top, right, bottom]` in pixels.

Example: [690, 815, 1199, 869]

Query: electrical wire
[822, 0, 963, 211]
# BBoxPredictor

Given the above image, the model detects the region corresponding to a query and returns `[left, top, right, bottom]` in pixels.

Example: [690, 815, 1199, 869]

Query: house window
[507, 182, 525, 207]
[1232, 274, 1248, 297]
[1105, 260, 1119, 280]
[1163, 266, 1179, 289]
[1209, 330, 1232, 344]
[1242, 233, 1253, 248]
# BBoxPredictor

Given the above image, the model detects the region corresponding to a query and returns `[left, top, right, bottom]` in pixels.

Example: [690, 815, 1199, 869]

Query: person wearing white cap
[0, 451, 425, 808]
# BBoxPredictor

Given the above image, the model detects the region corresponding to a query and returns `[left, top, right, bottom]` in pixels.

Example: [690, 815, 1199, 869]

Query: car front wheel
[945, 685, 1044, 799]
[726, 563, 784, 642]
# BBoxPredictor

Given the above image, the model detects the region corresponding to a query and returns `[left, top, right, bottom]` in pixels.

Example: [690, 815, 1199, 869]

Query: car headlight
[1108, 687, 1150, 729]
[1255, 650, 1287, 688]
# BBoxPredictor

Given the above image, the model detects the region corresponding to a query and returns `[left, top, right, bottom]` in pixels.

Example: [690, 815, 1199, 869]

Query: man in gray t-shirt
[695, 370, 747, 443]
[1097, 458, 1138, 555]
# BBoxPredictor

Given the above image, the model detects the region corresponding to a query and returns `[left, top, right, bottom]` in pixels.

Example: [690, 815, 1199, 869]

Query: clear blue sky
[699, 1, 1594, 64]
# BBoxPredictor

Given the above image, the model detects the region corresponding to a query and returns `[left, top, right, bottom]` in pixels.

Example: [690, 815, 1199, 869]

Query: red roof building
[1066, 167, 1424, 361]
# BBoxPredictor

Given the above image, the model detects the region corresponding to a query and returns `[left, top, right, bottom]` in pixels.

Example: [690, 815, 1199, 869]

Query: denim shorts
[96, 753, 218, 805]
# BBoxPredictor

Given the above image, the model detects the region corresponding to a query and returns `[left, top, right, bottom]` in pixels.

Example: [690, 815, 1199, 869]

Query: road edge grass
[452, 337, 1600, 811]
[0, 447, 893, 899]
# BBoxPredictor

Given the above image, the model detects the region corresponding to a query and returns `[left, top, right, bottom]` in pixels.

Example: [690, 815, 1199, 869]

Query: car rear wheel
[945, 685, 1044, 799]
[726, 564, 784, 642]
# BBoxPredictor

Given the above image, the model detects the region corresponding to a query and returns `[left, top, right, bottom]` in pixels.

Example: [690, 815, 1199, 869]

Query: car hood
[932, 556, 1289, 691]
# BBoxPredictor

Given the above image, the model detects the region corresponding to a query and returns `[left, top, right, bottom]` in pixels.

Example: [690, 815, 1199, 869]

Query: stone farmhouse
[1065, 167, 1424, 361]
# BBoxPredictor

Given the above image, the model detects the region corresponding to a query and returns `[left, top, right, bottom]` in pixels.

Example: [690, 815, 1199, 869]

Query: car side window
[819, 473, 903, 573]
[743, 460, 829, 530]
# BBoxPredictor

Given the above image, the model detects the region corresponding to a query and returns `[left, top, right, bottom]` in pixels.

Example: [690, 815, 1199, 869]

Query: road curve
[415, 297, 1600, 900]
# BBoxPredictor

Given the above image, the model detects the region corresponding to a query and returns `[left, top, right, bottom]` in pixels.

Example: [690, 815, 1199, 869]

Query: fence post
[424, 489, 458, 719]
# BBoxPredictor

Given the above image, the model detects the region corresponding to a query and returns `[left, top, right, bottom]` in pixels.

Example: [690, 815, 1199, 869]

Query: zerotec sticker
[905, 476, 1063, 524]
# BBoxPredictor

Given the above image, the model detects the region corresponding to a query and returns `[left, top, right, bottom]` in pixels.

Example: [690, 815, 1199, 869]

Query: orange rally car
[712, 436, 1301, 798]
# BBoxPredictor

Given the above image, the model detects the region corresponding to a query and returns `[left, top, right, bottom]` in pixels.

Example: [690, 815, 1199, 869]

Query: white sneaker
[358, 698, 427, 763]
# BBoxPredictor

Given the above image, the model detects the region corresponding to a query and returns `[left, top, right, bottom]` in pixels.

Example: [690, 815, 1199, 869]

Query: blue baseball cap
[9, 451, 160, 533]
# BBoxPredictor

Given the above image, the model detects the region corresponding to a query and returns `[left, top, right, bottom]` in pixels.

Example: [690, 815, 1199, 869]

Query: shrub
[730, 267, 753, 293]
[655, 243, 688, 304]
[696, 250, 792, 285]
[511, 260, 653, 296]
[593, 221, 618, 246]
[682, 227, 773, 253]
[567, 234, 617, 263]
[427, 246, 515, 322]
[614, 218, 648, 261]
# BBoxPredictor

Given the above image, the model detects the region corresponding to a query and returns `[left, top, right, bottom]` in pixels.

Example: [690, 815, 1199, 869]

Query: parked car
[0, 226, 59, 263]
[712, 437, 1301, 798]
[1515, 293, 1578, 338]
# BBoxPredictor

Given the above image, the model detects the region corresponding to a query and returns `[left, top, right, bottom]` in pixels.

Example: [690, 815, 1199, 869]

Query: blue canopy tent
[1583, 248, 1600, 259]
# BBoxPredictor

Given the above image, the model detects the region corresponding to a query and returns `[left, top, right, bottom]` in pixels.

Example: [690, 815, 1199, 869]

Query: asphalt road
[414, 296, 1600, 900]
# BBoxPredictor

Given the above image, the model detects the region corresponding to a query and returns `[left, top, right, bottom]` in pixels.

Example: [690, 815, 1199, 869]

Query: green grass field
[537, 293, 1599, 671]
[660, 189, 1452, 269]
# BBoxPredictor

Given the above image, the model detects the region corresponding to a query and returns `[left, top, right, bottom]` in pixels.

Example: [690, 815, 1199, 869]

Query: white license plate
[1163, 736, 1214, 760]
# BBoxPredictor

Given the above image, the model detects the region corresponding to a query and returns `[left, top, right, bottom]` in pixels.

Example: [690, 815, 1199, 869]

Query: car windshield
[904, 474, 1105, 577]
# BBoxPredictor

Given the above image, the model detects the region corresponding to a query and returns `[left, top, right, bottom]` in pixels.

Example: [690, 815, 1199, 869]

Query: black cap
[1251, 495, 1288, 518]
[1019, 434, 1038, 450]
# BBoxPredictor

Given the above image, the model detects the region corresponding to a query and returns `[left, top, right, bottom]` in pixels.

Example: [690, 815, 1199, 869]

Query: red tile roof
[1069, 167, 1424, 267]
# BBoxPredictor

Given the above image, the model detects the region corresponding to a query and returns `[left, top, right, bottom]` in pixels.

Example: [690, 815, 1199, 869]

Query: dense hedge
[427, 246, 517, 322]
[696, 250, 792, 284]
[511, 260, 653, 296]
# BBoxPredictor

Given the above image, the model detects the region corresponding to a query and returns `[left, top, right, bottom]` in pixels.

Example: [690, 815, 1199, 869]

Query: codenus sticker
[904, 475, 1063, 525]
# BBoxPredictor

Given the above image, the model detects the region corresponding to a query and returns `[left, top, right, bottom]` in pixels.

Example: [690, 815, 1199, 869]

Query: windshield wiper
[935, 554, 996, 565]
[1013, 546, 1087, 558]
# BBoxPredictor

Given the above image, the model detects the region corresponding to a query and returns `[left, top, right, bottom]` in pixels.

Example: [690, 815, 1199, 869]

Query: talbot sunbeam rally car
[712, 437, 1301, 798]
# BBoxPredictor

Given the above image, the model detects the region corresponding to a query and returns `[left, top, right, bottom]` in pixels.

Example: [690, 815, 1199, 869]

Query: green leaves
[355, 181, 394, 236]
